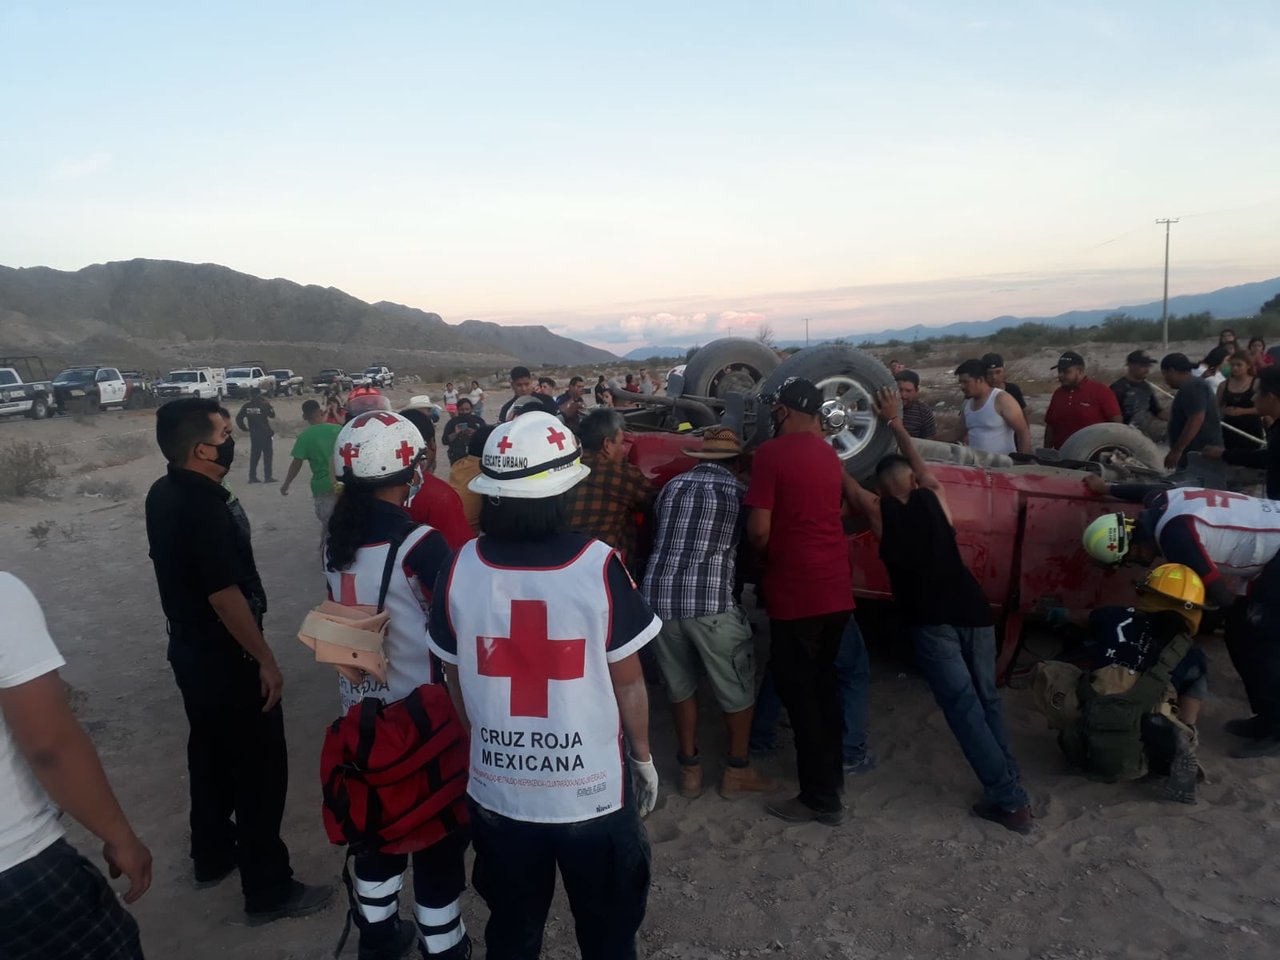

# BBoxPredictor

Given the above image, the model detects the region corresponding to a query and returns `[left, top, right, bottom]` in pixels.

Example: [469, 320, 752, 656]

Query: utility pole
[1156, 218, 1179, 352]
[804, 318, 810, 346]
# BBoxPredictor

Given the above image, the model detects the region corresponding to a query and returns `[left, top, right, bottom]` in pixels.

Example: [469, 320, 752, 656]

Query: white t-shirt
[443, 388, 459, 405]
[0, 573, 66, 872]
[469, 388, 485, 405]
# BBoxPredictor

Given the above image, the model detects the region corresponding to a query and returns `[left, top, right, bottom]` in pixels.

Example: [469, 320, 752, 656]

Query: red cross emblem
[497, 435, 514, 454]
[395, 440, 416, 467]
[353, 412, 400, 427]
[1185, 490, 1247, 509]
[546, 426, 568, 450]
[339, 573, 358, 605]
[476, 600, 586, 718]
[338, 442, 360, 468]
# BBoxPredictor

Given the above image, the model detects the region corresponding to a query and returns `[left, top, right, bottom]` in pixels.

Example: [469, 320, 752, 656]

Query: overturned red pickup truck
[615, 338, 1178, 678]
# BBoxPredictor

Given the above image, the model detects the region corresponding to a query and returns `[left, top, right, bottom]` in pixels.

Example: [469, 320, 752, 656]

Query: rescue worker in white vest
[1034, 564, 1210, 803]
[428, 411, 661, 960]
[1083, 477, 1280, 758]
[322, 411, 469, 960]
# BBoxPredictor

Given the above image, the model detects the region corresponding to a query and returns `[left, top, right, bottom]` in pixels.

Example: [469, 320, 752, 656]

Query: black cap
[1126, 350, 1156, 366]
[1052, 350, 1085, 371]
[980, 352, 1004, 370]
[765, 377, 824, 414]
[1160, 352, 1195, 373]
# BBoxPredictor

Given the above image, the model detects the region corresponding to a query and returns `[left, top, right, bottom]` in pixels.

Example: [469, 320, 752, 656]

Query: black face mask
[201, 436, 236, 471]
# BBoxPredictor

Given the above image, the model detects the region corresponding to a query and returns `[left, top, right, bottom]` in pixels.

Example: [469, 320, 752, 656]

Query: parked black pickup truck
[312, 368, 354, 393]
[0, 356, 56, 421]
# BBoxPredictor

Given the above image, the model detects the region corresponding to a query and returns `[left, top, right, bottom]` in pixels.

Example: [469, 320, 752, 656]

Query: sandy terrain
[1, 372, 1278, 960]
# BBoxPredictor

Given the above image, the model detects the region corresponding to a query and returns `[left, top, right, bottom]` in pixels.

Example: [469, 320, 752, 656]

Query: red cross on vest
[546, 426, 568, 450]
[476, 600, 586, 718]
[1184, 489, 1248, 509]
[339, 573, 358, 605]
[338, 442, 360, 468]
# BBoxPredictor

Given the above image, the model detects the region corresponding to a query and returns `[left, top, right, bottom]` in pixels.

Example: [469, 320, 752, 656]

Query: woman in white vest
[323, 410, 470, 960]
[427, 411, 661, 960]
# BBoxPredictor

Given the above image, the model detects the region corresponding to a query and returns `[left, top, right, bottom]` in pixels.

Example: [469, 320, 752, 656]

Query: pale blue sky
[2, 1, 1277, 350]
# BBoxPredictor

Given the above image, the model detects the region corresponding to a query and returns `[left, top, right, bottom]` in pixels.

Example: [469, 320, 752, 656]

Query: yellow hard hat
[1083, 512, 1134, 565]
[1136, 563, 1208, 610]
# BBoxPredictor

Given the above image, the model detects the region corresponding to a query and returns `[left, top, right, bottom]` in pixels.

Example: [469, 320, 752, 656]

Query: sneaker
[1224, 715, 1269, 739]
[248, 477, 261, 484]
[1163, 733, 1198, 804]
[843, 751, 878, 775]
[264, 478, 278, 484]
[971, 801, 1034, 835]
[719, 763, 777, 799]
[245, 881, 334, 926]
[678, 760, 704, 800]
[358, 918, 418, 960]
[193, 860, 237, 890]
[1229, 733, 1280, 759]
[765, 796, 845, 826]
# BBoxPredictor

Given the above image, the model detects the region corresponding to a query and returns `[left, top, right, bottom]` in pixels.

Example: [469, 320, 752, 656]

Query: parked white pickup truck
[155, 367, 225, 401]
[0, 357, 56, 421]
[357, 365, 395, 388]
[224, 365, 276, 398]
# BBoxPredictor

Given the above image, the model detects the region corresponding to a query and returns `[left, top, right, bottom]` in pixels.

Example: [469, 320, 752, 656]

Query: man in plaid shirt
[565, 409, 654, 567]
[642, 428, 776, 800]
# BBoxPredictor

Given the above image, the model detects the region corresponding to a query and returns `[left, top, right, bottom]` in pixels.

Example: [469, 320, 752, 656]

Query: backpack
[320, 682, 470, 855]
[1058, 631, 1192, 782]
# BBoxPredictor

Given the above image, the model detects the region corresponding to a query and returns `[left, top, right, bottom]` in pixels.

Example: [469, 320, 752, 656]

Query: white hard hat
[1083, 512, 1133, 565]
[333, 411, 426, 485]
[469, 411, 590, 499]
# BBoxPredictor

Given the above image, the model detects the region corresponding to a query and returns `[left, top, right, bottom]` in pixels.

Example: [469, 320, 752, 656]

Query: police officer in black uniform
[145, 397, 331, 923]
[235, 387, 276, 483]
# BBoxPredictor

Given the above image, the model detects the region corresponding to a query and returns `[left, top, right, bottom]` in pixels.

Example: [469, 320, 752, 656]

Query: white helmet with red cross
[333, 410, 426, 486]
[469, 411, 590, 499]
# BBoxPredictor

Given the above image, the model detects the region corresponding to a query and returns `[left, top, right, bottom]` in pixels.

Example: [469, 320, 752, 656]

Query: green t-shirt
[291, 423, 343, 496]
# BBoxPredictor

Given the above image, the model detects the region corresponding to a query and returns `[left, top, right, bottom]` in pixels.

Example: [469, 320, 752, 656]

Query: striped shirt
[901, 399, 937, 440]
[642, 463, 745, 620]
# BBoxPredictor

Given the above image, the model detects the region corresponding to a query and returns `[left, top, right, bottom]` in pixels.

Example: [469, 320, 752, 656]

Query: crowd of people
[3, 338, 1278, 959]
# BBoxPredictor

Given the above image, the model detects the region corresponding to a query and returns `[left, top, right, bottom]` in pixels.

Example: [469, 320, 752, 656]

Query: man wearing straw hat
[642, 428, 776, 801]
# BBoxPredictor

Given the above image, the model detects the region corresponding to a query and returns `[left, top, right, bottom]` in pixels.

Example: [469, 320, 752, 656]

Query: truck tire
[26, 396, 49, 420]
[756, 344, 897, 482]
[679, 338, 780, 400]
[1056, 422, 1167, 474]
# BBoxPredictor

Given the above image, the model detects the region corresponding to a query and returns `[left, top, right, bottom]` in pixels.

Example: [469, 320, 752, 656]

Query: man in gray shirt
[1160, 353, 1224, 470]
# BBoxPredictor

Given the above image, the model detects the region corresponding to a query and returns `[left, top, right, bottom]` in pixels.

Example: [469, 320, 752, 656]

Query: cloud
[50, 152, 112, 181]
[590, 309, 766, 344]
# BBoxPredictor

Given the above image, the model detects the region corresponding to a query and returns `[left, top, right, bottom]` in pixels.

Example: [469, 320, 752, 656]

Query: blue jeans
[912, 624, 1028, 811]
[750, 614, 870, 763]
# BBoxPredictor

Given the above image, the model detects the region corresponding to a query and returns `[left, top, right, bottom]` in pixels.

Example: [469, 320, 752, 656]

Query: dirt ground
[1, 373, 1278, 960]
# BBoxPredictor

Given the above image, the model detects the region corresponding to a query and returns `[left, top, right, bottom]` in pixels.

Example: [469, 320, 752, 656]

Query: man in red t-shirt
[1043, 351, 1122, 449]
[745, 377, 855, 825]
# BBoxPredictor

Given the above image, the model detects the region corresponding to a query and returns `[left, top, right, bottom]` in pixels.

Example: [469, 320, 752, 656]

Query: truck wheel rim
[815, 374, 877, 461]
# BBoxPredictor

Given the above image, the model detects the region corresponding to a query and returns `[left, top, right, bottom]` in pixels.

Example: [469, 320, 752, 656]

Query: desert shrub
[76, 478, 136, 501]
[0, 441, 58, 498]
[98, 433, 151, 465]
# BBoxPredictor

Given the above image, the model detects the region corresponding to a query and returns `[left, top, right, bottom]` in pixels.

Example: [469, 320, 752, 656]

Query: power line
[1156, 218, 1180, 352]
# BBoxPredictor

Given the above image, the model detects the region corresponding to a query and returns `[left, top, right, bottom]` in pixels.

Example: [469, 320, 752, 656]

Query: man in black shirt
[145, 397, 331, 923]
[981, 353, 1025, 410]
[497, 365, 560, 420]
[1110, 350, 1164, 438]
[235, 387, 276, 483]
[844, 388, 1032, 834]
[1160, 353, 1224, 470]
[441, 396, 486, 465]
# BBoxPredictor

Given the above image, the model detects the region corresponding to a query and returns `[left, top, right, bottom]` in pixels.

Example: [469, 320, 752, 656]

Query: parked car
[356, 365, 394, 388]
[0, 356, 56, 421]
[268, 369, 305, 396]
[52, 366, 146, 413]
[312, 368, 354, 393]
[224, 365, 276, 398]
[155, 367, 225, 401]
[616, 338, 1176, 681]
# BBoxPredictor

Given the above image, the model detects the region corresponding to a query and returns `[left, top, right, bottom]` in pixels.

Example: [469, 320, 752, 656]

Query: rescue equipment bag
[320, 682, 470, 855]
[298, 529, 407, 685]
[1058, 631, 1192, 782]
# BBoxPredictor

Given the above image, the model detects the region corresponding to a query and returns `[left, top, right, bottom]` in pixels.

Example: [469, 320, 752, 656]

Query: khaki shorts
[652, 608, 755, 713]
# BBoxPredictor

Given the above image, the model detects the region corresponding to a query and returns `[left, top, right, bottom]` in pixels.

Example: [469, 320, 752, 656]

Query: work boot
[245, 880, 334, 926]
[971, 801, 1035, 836]
[677, 756, 703, 799]
[358, 918, 418, 960]
[719, 763, 777, 799]
[1224, 715, 1269, 739]
[1163, 731, 1198, 804]
[765, 796, 845, 826]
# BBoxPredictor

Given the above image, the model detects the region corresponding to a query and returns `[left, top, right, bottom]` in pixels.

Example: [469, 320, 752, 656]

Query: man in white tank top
[956, 359, 1031, 455]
